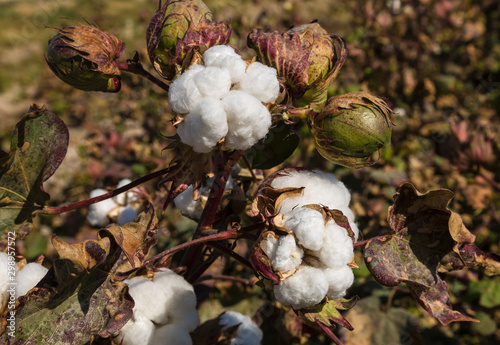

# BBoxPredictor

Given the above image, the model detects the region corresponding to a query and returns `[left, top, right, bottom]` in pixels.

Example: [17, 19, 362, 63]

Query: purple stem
[316, 321, 345, 345]
[42, 167, 172, 215]
[115, 60, 170, 93]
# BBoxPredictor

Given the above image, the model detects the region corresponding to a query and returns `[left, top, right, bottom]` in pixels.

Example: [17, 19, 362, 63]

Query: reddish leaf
[363, 182, 479, 325]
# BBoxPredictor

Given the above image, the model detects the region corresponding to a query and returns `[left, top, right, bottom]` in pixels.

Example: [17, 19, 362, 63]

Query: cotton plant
[114, 268, 199, 345]
[0, 252, 48, 311]
[251, 169, 358, 310]
[87, 179, 143, 227]
[167, 45, 279, 153]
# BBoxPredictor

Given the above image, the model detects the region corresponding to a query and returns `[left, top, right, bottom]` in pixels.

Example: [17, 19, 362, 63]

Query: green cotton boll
[309, 91, 393, 168]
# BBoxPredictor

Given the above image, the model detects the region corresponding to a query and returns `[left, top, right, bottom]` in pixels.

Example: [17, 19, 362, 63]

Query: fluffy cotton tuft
[203, 46, 247, 84]
[194, 66, 232, 99]
[271, 235, 303, 273]
[222, 90, 272, 150]
[87, 189, 117, 227]
[219, 311, 263, 345]
[312, 221, 354, 269]
[117, 206, 138, 225]
[168, 64, 205, 115]
[274, 266, 328, 310]
[284, 207, 326, 251]
[237, 62, 280, 103]
[177, 97, 228, 153]
[116, 311, 155, 345]
[260, 234, 278, 262]
[324, 266, 355, 301]
[15, 263, 48, 297]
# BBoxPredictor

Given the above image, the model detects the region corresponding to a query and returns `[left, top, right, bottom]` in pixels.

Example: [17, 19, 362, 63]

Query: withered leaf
[363, 182, 480, 325]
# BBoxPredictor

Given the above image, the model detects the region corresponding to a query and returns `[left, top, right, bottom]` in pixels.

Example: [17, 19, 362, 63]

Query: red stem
[42, 167, 172, 215]
[353, 239, 370, 249]
[116, 60, 170, 93]
[316, 321, 344, 345]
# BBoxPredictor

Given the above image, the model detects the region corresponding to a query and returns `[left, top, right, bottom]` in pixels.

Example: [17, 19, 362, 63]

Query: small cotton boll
[116, 310, 155, 345]
[271, 235, 303, 274]
[117, 206, 138, 225]
[173, 185, 203, 219]
[260, 234, 278, 262]
[312, 221, 354, 269]
[150, 323, 193, 345]
[203, 46, 247, 84]
[168, 64, 205, 114]
[194, 66, 232, 99]
[274, 266, 328, 309]
[219, 311, 263, 345]
[15, 263, 48, 297]
[323, 266, 355, 301]
[203, 45, 240, 63]
[153, 268, 199, 331]
[237, 62, 279, 103]
[177, 97, 228, 153]
[124, 277, 170, 324]
[222, 90, 272, 150]
[284, 207, 326, 251]
[87, 189, 118, 227]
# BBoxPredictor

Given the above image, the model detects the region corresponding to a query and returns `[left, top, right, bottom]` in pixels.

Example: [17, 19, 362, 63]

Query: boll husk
[308, 91, 393, 168]
[146, 0, 231, 80]
[46, 24, 125, 92]
[248, 22, 347, 110]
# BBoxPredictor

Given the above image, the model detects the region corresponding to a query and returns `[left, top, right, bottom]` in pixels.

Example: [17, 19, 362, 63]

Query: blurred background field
[0, 0, 499, 344]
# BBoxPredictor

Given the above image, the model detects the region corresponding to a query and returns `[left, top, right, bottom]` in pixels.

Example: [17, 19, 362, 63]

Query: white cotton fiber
[271, 235, 303, 273]
[150, 323, 193, 345]
[260, 234, 278, 262]
[194, 66, 232, 99]
[115, 311, 155, 345]
[274, 266, 328, 309]
[168, 64, 205, 114]
[237, 62, 280, 103]
[284, 207, 326, 251]
[203, 46, 247, 84]
[15, 263, 48, 297]
[323, 266, 355, 301]
[87, 189, 118, 227]
[0, 252, 10, 310]
[335, 206, 360, 241]
[177, 97, 228, 153]
[219, 311, 263, 345]
[222, 90, 272, 150]
[173, 185, 202, 219]
[312, 221, 354, 269]
[124, 276, 170, 324]
[117, 206, 138, 225]
[271, 170, 351, 215]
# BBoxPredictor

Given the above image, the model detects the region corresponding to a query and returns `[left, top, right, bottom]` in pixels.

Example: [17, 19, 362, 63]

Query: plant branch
[42, 167, 172, 215]
[115, 58, 170, 93]
[316, 321, 344, 345]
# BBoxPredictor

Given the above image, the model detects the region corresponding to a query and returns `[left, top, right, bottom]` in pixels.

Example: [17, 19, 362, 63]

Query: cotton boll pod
[308, 92, 393, 168]
[146, 0, 231, 80]
[247, 22, 347, 110]
[46, 25, 124, 92]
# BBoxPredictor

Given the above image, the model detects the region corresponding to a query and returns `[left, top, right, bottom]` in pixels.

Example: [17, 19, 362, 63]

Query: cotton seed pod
[248, 22, 347, 110]
[309, 92, 393, 168]
[46, 25, 125, 92]
[146, 0, 231, 80]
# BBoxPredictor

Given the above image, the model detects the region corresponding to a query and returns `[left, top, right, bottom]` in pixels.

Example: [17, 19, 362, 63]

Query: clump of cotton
[87, 179, 143, 227]
[274, 266, 328, 310]
[169, 46, 279, 153]
[219, 311, 263, 345]
[324, 266, 355, 301]
[222, 90, 272, 150]
[271, 235, 303, 274]
[284, 207, 326, 251]
[311, 221, 354, 269]
[236, 62, 280, 103]
[15, 262, 48, 297]
[176, 97, 228, 153]
[117, 268, 199, 345]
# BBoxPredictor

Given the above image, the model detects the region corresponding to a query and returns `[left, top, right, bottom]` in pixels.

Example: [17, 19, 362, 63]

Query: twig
[115, 59, 170, 93]
[316, 321, 344, 345]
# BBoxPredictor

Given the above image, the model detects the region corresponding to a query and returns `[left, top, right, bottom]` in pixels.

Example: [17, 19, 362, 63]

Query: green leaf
[0, 104, 68, 247]
[363, 183, 479, 325]
[245, 121, 299, 169]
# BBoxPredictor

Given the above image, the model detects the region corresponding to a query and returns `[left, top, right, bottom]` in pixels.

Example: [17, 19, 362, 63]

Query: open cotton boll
[203, 46, 246, 84]
[150, 323, 193, 345]
[194, 66, 232, 99]
[237, 62, 280, 103]
[274, 265, 328, 309]
[284, 207, 326, 251]
[177, 97, 228, 153]
[0, 253, 9, 309]
[87, 189, 118, 227]
[323, 265, 355, 301]
[15, 263, 48, 297]
[168, 64, 205, 115]
[271, 235, 303, 273]
[173, 185, 203, 219]
[152, 268, 199, 331]
[260, 234, 278, 262]
[115, 311, 155, 345]
[219, 311, 263, 345]
[222, 90, 272, 150]
[312, 221, 354, 269]
[124, 276, 170, 324]
[117, 206, 138, 225]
